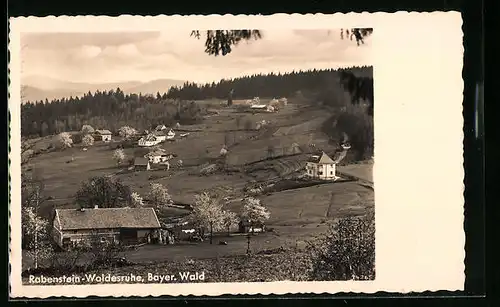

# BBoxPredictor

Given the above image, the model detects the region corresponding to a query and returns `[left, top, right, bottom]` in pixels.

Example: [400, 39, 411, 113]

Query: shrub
[335, 105, 374, 160]
[308, 211, 375, 280]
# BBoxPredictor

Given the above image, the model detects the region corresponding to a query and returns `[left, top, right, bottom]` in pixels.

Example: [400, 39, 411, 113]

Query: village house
[238, 220, 266, 233]
[305, 151, 337, 180]
[250, 104, 275, 113]
[145, 150, 176, 164]
[155, 124, 167, 131]
[134, 157, 151, 170]
[138, 134, 160, 147]
[94, 129, 112, 142]
[166, 128, 175, 140]
[152, 131, 167, 142]
[52, 207, 162, 249]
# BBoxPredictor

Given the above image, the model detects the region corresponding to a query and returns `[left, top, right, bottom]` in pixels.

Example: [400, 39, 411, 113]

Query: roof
[134, 157, 149, 165]
[307, 152, 336, 164]
[55, 207, 161, 230]
[140, 134, 158, 141]
[250, 104, 267, 109]
[147, 151, 175, 158]
[95, 129, 112, 135]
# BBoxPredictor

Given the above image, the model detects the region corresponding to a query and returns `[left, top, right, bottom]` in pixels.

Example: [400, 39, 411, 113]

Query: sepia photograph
[9, 13, 465, 298]
[20, 27, 375, 284]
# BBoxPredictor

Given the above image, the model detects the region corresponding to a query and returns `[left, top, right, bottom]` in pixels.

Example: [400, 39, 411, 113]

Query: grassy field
[21, 98, 374, 267]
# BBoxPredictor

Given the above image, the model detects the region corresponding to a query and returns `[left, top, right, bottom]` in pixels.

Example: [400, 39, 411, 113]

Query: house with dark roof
[134, 157, 150, 170]
[52, 207, 162, 249]
[305, 152, 337, 180]
[94, 129, 112, 142]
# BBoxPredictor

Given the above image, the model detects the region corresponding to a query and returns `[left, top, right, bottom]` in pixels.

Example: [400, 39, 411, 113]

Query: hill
[21, 75, 186, 103]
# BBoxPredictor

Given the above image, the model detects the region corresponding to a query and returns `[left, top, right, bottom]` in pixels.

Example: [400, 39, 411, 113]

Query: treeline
[166, 66, 373, 101]
[21, 89, 205, 138]
[21, 67, 374, 138]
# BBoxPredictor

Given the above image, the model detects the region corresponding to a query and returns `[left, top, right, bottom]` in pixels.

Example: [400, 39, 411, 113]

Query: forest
[21, 66, 373, 138]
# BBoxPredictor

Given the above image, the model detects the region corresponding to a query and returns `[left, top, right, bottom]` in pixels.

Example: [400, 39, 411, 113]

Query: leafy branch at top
[192, 28, 373, 57]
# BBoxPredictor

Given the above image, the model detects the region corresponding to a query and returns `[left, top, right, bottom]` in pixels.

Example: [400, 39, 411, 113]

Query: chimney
[94, 205, 99, 209]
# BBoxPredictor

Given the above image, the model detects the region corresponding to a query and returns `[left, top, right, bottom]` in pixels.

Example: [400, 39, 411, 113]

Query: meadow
[21, 98, 374, 266]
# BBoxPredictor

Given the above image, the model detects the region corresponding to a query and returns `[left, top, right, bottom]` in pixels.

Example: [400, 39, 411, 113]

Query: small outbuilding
[134, 157, 151, 171]
[94, 130, 112, 142]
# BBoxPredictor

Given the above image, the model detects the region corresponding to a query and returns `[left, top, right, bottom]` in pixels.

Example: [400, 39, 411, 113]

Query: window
[330, 171, 333, 175]
[318, 171, 323, 175]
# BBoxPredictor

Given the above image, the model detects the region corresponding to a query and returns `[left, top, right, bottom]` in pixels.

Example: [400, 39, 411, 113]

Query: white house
[153, 131, 167, 142]
[138, 134, 160, 147]
[155, 124, 167, 131]
[94, 129, 112, 142]
[166, 129, 175, 140]
[279, 97, 288, 105]
[145, 150, 176, 164]
[305, 152, 337, 180]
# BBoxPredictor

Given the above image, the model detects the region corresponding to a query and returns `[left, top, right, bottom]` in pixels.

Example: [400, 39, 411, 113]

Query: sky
[21, 29, 372, 85]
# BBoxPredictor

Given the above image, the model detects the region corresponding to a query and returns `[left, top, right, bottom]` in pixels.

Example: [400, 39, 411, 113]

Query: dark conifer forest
[21, 66, 373, 138]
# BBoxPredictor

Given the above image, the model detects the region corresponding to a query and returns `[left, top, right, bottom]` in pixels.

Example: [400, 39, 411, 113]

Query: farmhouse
[166, 129, 175, 140]
[305, 152, 337, 180]
[145, 150, 176, 164]
[138, 134, 160, 147]
[134, 157, 151, 170]
[94, 129, 112, 142]
[250, 104, 275, 113]
[155, 124, 167, 131]
[52, 207, 162, 249]
[238, 220, 266, 233]
[153, 131, 167, 142]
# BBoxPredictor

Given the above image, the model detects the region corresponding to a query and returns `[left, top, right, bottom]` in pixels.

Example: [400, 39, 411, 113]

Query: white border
[9, 12, 465, 298]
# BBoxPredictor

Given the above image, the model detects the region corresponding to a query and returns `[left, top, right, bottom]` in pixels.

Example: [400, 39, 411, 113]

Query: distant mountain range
[21, 75, 187, 103]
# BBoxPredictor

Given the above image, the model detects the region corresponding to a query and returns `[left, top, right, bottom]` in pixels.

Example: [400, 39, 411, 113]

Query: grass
[337, 163, 374, 183]
[21, 99, 375, 267]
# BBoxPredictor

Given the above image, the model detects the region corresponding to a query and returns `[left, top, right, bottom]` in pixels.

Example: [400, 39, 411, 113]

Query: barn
[52, 207, 162, 249]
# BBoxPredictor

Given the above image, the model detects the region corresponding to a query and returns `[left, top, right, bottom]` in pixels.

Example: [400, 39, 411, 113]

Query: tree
[192, 29, 372, 57]
[240, 197, 270, 253]
[81, 124, 95, 134]
[241, 197, 270, 230]
[147, 183, 172, 210]
[21, 169, 53, 269]
[54, 132, 73, 150]
[84, 232, 125, 268]
[76, 176, 133, 208]
[191, 192, 225, 244]
[191, 30, 262, 56]
[82, 134, 94, 147]
[130, 192, 144, 208]
[335, 105, 374, 160]
[118, 126, 138, 139]
[22, 207, 53, 269]
[309, 211, 375, 280]
[222, 210, 238, 236]
[112, 148, 126, 165]
[267, 144, 275, 159]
